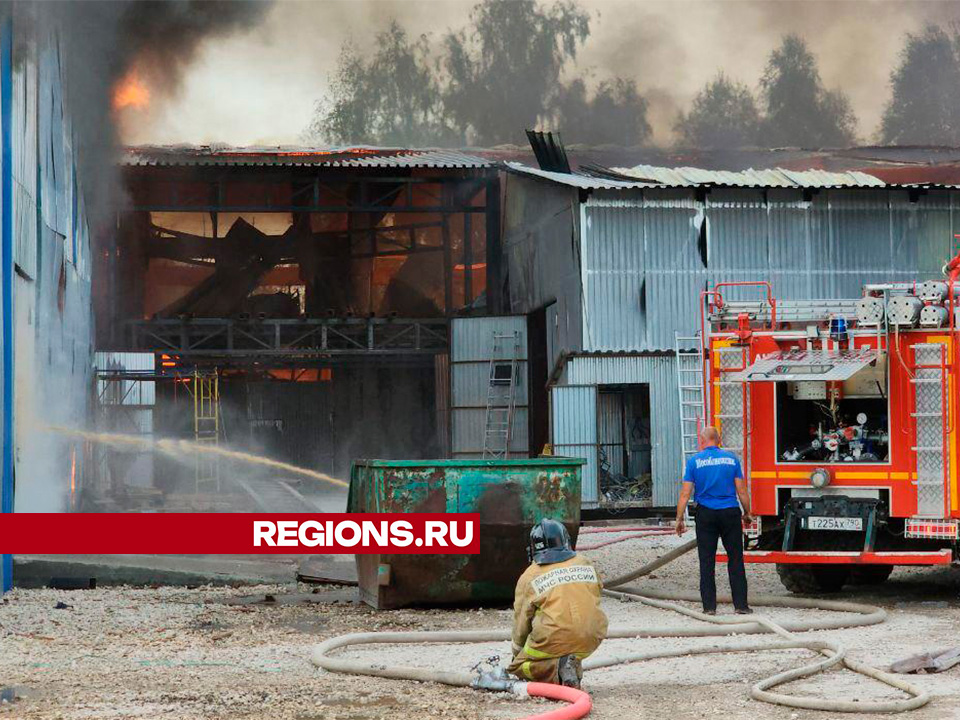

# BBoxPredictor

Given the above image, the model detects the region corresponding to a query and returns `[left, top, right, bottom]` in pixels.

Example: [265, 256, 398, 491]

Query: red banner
[0, 513, 480, 554]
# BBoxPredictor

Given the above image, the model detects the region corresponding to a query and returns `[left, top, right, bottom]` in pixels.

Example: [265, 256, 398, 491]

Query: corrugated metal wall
[581, 187, 960, 353]
[505, 169, 960, 509]
[562, 354, 683, 506]
[597, 391, 624, 476]
[502, 174, 583, 373]
[551, 385, 598, 504]
[12, 47, 36, 278]
[450, 316, 529, 457]
[7, 23, 94, 517]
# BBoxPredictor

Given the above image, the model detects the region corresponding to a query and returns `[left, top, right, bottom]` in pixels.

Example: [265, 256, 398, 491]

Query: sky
[117, 0, 960, 148]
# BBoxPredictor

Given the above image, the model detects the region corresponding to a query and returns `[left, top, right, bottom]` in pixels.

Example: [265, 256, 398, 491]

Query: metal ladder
[482, 331, 520, 459]
[911, 343, 949, 517]
[675, 333, 706, 470]
[191, 369, 221, 492]
[713, 345, 749, 465]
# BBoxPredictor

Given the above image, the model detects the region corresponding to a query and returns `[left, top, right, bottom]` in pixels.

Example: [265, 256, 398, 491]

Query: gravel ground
[3, 532, 960, 720]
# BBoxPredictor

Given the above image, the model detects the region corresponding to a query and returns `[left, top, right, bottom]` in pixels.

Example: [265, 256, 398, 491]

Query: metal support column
[442, 201, 452, 315]
[463, 212, 472, 305]
[485, 178, 501, 314]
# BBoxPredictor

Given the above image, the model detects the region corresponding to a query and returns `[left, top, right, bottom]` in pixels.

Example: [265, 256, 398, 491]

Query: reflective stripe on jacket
[511, 553, 608, 659]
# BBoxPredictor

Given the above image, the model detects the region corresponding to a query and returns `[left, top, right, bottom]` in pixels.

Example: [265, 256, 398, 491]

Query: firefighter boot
[557, 655, 583, 689]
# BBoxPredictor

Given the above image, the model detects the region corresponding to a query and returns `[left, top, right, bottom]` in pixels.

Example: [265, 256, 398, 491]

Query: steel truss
[125, 317, 449, 357]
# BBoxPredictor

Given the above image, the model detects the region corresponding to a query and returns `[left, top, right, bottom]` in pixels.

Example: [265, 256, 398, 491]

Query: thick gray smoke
[590, 0, 960, 145]
[12, 0, 269, 226]
[122, 0, 960, 148]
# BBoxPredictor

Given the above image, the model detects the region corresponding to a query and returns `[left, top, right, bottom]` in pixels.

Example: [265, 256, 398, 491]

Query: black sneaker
[557, 655, 583, 689]
[703, 609, 717, 616]
[735, 607, 754, 615]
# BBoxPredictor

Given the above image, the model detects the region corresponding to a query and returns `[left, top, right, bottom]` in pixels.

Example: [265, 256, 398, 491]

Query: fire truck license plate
[802, 516, 863, 531]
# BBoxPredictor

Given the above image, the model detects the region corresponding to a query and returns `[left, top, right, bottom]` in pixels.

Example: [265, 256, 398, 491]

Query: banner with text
[0, 513, 480, 554]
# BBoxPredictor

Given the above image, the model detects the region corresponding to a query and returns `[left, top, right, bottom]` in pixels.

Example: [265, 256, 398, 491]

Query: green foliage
[307, 22, 456, 146]
[552, 78, 651, 146]
[308, 0, 650, 148]
[441, 0, 589, 145]
[674, 73, 759, 148]
[758, 34, 858, 148]
[881, 25, 960, 145]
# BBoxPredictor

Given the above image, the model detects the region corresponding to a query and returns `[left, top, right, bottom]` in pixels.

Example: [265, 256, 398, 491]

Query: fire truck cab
[701, 259, 960, 593]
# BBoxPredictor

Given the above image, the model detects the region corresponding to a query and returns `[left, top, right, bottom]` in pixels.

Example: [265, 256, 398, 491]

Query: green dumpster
[348, 457, 584, 609]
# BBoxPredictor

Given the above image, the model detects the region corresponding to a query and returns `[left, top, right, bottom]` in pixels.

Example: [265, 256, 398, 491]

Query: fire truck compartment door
[725, 349, 878, 383]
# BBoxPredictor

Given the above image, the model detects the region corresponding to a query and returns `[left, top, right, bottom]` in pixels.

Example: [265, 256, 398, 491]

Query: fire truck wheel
[776, 563, 850, 593]
[848, 564, 893, 585]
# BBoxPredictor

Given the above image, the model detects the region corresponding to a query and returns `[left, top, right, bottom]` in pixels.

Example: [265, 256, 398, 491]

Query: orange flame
[69, 444, 77, 501]
[113, 70, 150, 111]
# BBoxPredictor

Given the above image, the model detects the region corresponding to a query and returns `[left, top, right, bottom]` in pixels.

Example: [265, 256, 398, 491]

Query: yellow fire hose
[311, 538, 930, 714]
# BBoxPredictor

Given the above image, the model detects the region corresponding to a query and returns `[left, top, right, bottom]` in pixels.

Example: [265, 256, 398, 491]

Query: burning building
[93, 145, 502, 497]
[90, 138, 960, 517]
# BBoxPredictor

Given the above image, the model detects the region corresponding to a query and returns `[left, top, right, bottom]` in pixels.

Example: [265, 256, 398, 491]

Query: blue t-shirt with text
[682, 445, 742, 510]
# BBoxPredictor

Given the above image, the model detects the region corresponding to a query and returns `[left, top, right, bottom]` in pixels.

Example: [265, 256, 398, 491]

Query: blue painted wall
[1, 15, 14, 593]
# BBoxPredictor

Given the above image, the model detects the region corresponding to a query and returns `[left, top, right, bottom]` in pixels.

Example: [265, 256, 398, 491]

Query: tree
[442, 0, 590, 146]
[308, 0, 651, 148]
[881, 25, 960, 145]
[552, 77, 651, 145]
[674, 73, 760, 148]
[306, 22, 456, 146]
[758, 34, 858, 147]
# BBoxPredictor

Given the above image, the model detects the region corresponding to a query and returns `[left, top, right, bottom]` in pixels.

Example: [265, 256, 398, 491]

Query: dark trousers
[694, 506, 749, 612]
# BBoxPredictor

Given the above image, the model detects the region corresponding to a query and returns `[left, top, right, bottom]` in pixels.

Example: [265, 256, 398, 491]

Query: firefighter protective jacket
[511, 553, 608, 659]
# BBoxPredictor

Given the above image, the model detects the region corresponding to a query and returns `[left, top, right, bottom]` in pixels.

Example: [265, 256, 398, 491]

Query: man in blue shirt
[675, 426, 752, 615]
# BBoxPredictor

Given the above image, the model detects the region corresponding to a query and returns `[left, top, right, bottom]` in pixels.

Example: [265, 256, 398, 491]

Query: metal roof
[123, 145, 493, 169]
[504, 162, 654, 190]
[610, 164, 886, 188]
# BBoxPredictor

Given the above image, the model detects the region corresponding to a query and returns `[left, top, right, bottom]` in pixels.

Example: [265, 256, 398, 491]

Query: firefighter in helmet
[507, 519, 608, 689]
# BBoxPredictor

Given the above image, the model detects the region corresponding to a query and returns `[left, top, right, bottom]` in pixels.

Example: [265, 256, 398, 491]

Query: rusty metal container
[348, 457, 583, 609]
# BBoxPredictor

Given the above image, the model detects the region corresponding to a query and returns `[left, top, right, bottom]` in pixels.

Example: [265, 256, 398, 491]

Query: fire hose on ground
[310, 537, 931, 718]
[575, 527, 674, 551]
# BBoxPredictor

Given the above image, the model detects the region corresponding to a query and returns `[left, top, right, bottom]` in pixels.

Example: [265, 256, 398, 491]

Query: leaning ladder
[192, 369, 221, 492]
[482, 331, 520, 459]
[675, 332, 706, 471]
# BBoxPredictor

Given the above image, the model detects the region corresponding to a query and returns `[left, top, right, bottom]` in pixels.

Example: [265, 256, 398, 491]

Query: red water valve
[735, 312, 753, 343]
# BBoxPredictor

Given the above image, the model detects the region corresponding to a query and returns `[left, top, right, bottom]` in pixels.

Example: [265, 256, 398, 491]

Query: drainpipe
[1, 15, 14, 592]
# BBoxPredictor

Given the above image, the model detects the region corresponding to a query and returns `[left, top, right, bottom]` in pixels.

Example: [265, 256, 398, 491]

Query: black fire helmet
[528, 518, 576, 565]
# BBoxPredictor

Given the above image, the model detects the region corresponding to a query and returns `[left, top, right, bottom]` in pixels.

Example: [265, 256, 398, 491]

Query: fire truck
[698, 252, 960, 593]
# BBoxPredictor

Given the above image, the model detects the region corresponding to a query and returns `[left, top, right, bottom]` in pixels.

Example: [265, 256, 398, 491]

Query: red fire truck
[699, 252, 960, 593]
